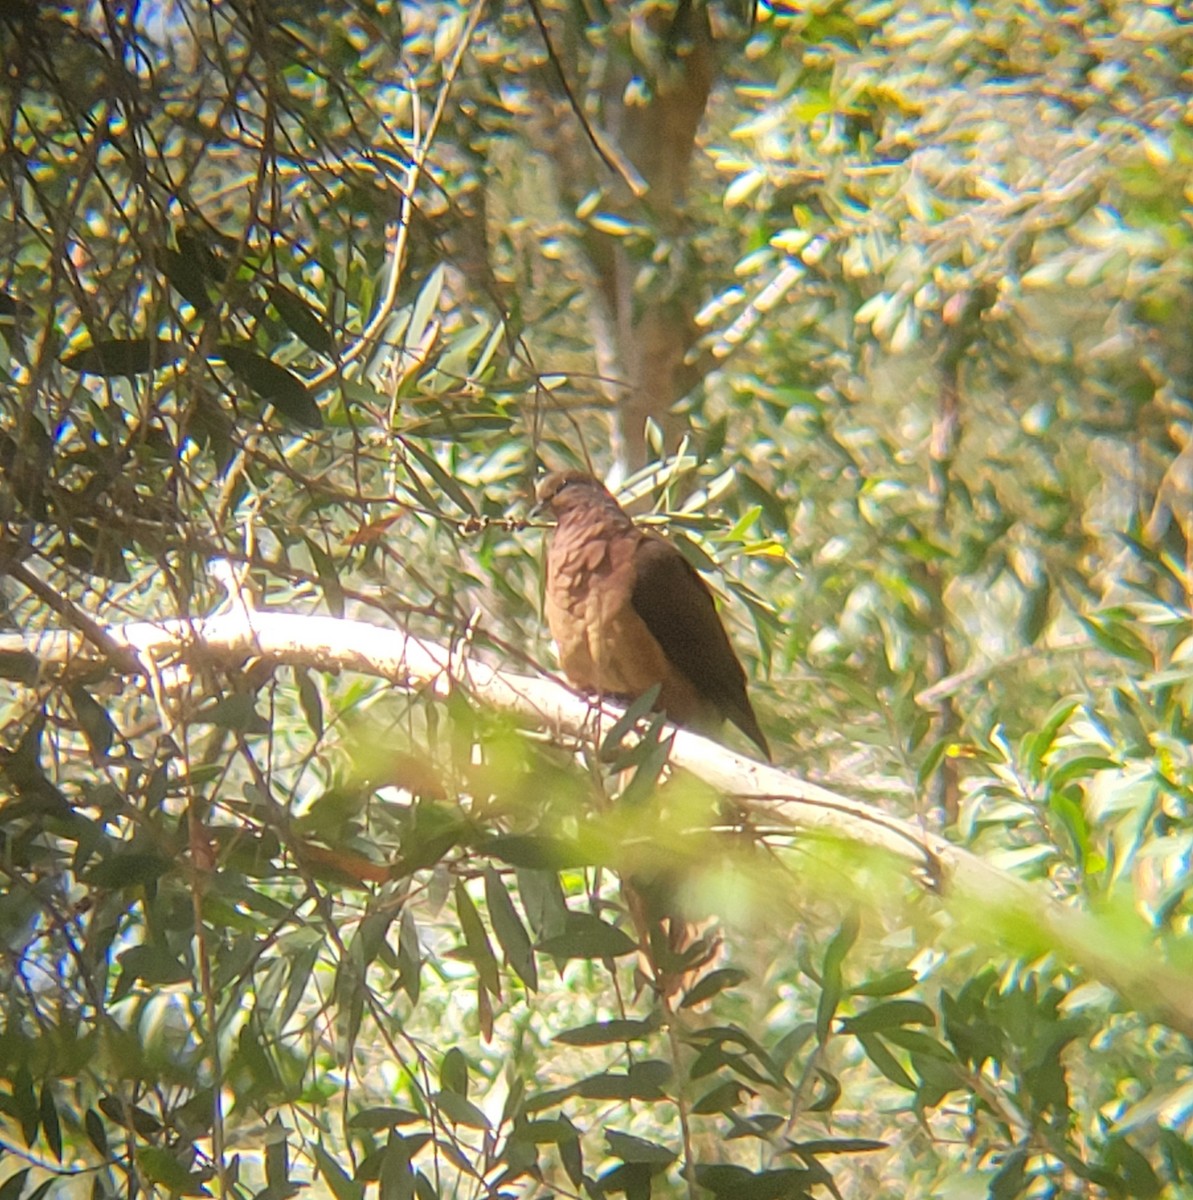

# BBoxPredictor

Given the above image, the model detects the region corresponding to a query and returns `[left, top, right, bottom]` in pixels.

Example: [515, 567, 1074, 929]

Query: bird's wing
[629, 536, 770, 759]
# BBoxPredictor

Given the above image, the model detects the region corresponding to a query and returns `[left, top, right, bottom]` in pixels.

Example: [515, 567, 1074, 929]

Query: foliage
[2, 1, 1193, 1198]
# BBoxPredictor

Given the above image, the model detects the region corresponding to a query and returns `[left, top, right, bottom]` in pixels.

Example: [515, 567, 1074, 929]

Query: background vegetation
[2, 0, 1193, 1196]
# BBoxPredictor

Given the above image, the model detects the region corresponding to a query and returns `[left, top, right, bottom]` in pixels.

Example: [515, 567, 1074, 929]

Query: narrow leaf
[484, 866, 537, 991]
[62, 339, 185, 377]
[214, 344, 322, 429]
[454, 881, 501, 997]
[268, 284, 335, 354]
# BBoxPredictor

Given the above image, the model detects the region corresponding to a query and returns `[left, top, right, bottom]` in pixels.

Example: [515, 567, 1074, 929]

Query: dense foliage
[2, 1, 1193, 1197]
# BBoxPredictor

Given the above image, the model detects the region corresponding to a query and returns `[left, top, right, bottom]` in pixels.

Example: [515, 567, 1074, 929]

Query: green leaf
[293, 666, 324, 738]
[200, 691, 273, 733]
[157, 245, 213, 312]
[783, 1137, 887, 1157]
[84, 1108, 109, 1157]
[69, 686, 117, 757]
[681, 967, 748, 1008]
[816, 911, 859, 1042]
[348, 1107, 422, 1131]
[268, 283, 335, 355]
[434, 1090, 489, 1130]
[38, 1085, 61, 1161]
[695, 1164, 815, 1199]
[83, 853, 172, 889]
[12, 1064, 37, 1145]
[553, 1015, 660, 1046]
[175, 229, 228, 281]
[214, 344, 322, 429]
[405, 264, 444, 359]
[264, 1118, 293, 1199]
[453, 881, 501, 997]
[397, 906, 421, 1003]
[537, 911, 637, 959]
[1079, 614, 1152, 668]
[604, 1129, 677, 1167]
[850, 969, 918, 998]
[1020, 576, 1052, 644]
[482, 834, 594, 869]
[400, 439, 476, 517]
[484, 866, 537, 990]
[116, 943, 191, 985]
[137, 1146, 210, 1196]
[0, 1171, 29, 1200]
[440, 1047, 469, 1096]
[989, 1147, 1028, 1200]
[574, 1061, 672, 1101]
[806, 1068, 841, 1113]
[839, 1000, 935, 1034]
[61, 339, 186, 377]
[692, 1080, 751, 1115]
[856, 1032, 916, 1091]
[313, 1146, 364, 1200]
[303, 537, 345, 618]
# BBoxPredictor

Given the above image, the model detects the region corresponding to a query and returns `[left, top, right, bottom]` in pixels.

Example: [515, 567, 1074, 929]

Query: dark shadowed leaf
[695, 1164, 816, 1199]
[313, 1145, 363, 1200]
[303, 537, 345, 618]
[537, 911, 637, 959]
[553, 1015, 660, 1046]
[84, 853, 172, 888]
[268, 284, 335, 354]
[484, 866, 538, 990]
[69, 686, 117, 757]
[840, 1000, 935, 1034]
[348, 1107, 422, 1131]
[156, 245, 213, 312]
[214, 344, 322, 428]
[62, 339, 186, 377]
[454, 881, 501, 997]
[856, 1033, 916, 1091]
[293, 666, 324, 739]
[681, 967, 748, 1008]
[816, 911, 859, 1042]
[604, 1129, 677, 1167]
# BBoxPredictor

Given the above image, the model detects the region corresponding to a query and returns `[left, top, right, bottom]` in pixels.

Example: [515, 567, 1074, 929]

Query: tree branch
[2, 609, 1191, 1037]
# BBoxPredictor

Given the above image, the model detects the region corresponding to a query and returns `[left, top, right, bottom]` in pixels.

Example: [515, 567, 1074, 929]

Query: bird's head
[532, 470, 620, 520]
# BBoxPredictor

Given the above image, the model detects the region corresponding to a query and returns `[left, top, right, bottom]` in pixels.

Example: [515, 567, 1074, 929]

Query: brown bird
[534, 470, 770, 760]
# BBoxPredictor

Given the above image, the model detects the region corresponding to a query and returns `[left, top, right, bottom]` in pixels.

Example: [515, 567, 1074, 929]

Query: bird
[533, 469, 770, 760]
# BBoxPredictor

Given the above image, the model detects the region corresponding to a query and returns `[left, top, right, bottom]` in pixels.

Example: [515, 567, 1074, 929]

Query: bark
[528, 0, 720, 471]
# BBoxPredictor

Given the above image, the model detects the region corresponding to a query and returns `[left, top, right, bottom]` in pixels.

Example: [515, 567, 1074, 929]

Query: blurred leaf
[537, 911, 637, 959]
[856, 1033, 916, 1091]
[268, 283, 335, 354]
[681, 967, 748, 1008]
[553, 1015, 660, 1046]
[604, 1129, 676, 1167]
[840, 1000, 935, 1034]
[157, 245, 214, 312]
[850, 969, 918, 998]
[348, 1107, 422, 1130]
[137, 1146, 210, 1196]
[294, 666, 324, 739]
[84, 853, 172, 888]
[61, 339, 185, 377]
[484, 866, 537, 991]
[434, 1090, 489, 1130]
[214, 344, 322, 428]
[314, 1145, 363, 1200]
[440, 1047, 468, 1096]
[453, 881, 501, 997]
[69, 685, 117, 757]
[816, 911, 859, 1042]
[304, 537, 345, 618]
